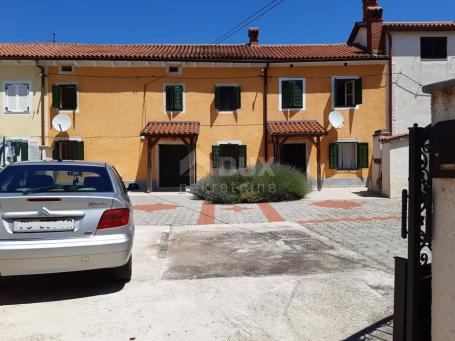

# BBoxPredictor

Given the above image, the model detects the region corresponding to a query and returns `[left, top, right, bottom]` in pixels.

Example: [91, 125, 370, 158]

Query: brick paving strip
[298, 215, 401, 225]
[257, 202, 285, 222]
[197, 201, 215, 225]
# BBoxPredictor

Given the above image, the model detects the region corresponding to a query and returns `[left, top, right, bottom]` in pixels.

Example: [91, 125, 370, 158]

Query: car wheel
[113, 256, 132, 283]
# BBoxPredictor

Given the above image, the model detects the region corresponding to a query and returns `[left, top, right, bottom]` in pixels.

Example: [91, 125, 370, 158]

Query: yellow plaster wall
[47, 63, 387, 186]
[267, 64, 387, 182]
[0, 65, 43, 142]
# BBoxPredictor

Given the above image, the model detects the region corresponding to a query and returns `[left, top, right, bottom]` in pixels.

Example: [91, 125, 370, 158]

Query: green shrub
[191, 164, 311, 203]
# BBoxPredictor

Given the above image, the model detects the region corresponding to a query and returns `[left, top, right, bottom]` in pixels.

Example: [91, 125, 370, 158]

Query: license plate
[13, 219, 75, 233]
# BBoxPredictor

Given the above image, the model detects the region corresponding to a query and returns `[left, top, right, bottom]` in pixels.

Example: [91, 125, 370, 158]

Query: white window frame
[166, 65, 182, 75]
[58, 64, 75, 75]
[2, 81, 32, 115]
[163, 83, 186, 113]
[331, 76, 360, 110]
[54, 82, 80, 113]
[337, 141, 358, 171]
[278, 77, 306, 112]
[216, 84, 240, 114]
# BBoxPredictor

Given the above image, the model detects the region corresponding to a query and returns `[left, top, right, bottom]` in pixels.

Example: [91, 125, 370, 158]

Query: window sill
[217, 110, 237, 114]
[336, 169, 360, 173]
[333, 106, 359, 111]
[3, 111, 31, 115]
[421, 58, 448, 62]
[280, 108, 305, 112]
[58, 109, 79, 113]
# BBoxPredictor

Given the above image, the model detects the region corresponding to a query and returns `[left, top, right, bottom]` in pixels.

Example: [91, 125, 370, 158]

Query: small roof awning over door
[267, 120, 327, 137]
[140, 121, 200, 138]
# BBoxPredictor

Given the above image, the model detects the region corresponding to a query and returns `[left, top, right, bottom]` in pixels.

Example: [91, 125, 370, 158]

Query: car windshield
[0, 164, 113, 194]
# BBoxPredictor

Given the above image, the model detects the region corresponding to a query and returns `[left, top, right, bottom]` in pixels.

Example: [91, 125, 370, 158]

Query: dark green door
[280, 143, 307, 174]
[159, 144, 190, 188]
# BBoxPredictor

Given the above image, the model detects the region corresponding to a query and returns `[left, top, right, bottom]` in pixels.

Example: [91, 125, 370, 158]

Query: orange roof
[0, 43, 385, 62]
[348, 21, 455, 44]
[141, 121, 200, 137]
[267, 121, 327, 136]
[384, 22, 455, 31]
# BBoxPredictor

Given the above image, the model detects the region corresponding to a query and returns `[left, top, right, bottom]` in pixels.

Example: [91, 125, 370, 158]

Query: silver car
[0, 161, 134, 282]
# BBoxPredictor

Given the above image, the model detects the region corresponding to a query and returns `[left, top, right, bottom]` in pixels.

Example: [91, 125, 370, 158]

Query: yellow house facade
[0, 62, 45, 164]
[0, 28, 388, 190]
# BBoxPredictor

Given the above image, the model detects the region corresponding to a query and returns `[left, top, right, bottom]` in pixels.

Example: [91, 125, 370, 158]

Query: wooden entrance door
[159, 144, 190, 188]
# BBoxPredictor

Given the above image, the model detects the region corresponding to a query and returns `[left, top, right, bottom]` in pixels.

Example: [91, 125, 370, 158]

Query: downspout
[36, 62, 47, 151]
[386, 31, 393, 133]
[262, 62, 269, 162]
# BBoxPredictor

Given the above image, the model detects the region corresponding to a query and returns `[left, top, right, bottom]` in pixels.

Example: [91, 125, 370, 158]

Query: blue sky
[2, 0, 454, 44]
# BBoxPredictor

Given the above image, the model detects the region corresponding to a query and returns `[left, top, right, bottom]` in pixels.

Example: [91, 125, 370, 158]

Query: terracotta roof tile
[0, 43, 384, 62]
[380, 133, 409, 143]
[141, 121, 200, 137]
[267, 121, 327, 136]
[348, 21, 455, 44]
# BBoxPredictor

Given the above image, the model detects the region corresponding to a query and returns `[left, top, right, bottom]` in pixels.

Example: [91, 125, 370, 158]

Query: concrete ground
[0, 189, 403, 341]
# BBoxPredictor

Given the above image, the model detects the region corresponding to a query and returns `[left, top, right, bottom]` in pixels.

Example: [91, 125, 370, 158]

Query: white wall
[388, 31, 455, 133]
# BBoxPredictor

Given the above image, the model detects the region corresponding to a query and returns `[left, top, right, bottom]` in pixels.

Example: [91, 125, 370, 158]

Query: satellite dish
[52, 114, 72, 132]
[328, 111, 345, 129]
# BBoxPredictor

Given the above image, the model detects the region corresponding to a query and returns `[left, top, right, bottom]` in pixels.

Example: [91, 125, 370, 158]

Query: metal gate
[394, 124, 432, 341]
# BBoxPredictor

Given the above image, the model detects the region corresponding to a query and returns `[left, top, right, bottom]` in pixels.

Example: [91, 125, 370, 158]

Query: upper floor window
[421, 37, 447, 60]
[52, 84, 78, 111]
[166, 65, 182, 74]
[280, 78, 305, 110]
[333, 77, 362, 109]
[215, 86, 241, 112]
[3, 81, 31, 114]
[165, 85, 184, 111]
[58, 65, 75, 74]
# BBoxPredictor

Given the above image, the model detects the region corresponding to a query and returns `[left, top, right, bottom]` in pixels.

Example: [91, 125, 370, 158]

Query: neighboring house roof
[0, 43, 386, 62]
[267, 121, 327, 136]
[141, 121, 200, 137]
[347, 21, 455, 45]
[379, 132, 409, 143]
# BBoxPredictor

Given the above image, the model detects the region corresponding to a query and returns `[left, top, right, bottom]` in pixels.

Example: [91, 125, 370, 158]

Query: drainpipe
[262, 63, 269, 162]
[36, 62, 47, 152]
[386, 32, 393, 133]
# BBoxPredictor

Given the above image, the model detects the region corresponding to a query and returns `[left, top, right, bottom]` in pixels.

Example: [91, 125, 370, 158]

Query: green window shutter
[173, 86, 183, 111]
[329, 143, 339, 169]
[215, 86, 221, 110]
[234, 86, 241, 109]
[69, 84, 78, 110]
[355, 78, 363, 105]
[292, 80, 303, 108]
[238, 145, 247, 168]
[212, 145, 221, 169]
[20, 142, 28, 161]
[52, 85, 60, 108]
[52, 141, 60, 160]
[281, 80, 292, 109]
[74, 141, 84, 160]
[334, 79, 345, 108]
[165, 86, 174, 111]
[357, 143, 369, 169]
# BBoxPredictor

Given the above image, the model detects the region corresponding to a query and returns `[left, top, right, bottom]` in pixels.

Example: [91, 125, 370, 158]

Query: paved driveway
[0, 190, 404, 340]
[1, 223, 396, 341]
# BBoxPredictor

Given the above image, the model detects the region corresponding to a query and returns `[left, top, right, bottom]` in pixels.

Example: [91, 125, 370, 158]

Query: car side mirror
[127, 183, 140, 191]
